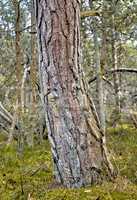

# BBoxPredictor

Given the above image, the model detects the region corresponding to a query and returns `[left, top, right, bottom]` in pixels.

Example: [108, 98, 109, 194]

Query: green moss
[0, 141, 53, 199]
[107, 123, 136, 135]
[107, 124, 137, 183]
[0, 132, 8, 142]
[32, 183, 137, 199]
[0, 124, 137, 199]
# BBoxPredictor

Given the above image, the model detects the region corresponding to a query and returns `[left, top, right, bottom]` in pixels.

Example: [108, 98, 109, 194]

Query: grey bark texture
[34, 0, 114, 188]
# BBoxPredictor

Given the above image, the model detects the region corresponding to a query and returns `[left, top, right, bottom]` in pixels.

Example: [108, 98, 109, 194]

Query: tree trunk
[12, 0, 22, 114]
[89, 0, 106, 132]
[34, 0, 114, 188]
[93, 21, 106, 133]
[30, 0, 37, 111]
[111, 14, 121, 114]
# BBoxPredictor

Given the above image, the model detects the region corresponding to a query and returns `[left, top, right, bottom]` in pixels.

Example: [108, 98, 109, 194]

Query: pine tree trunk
[12, 0, 22, 113]
[30, 0, 37, 111]
[34, 0, 114, 188]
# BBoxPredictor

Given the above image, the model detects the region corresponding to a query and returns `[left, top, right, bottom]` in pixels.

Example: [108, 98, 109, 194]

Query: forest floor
[0, 124, 137, 200]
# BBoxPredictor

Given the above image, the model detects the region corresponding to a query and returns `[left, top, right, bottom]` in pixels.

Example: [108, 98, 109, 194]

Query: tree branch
[88, 67, 137, 85]
[108, 68, 137, 73]
[88, 76, 113, 86]
[80, 10, 100, 18]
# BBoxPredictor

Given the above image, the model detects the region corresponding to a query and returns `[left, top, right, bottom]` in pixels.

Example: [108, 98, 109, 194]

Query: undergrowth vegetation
[0, 124, 137, 199]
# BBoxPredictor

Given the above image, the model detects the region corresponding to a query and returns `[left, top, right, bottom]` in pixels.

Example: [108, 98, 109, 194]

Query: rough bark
[34, 0, 114, 188]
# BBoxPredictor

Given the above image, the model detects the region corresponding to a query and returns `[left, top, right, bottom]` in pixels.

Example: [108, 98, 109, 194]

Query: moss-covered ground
[0, 124, 137, 199]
